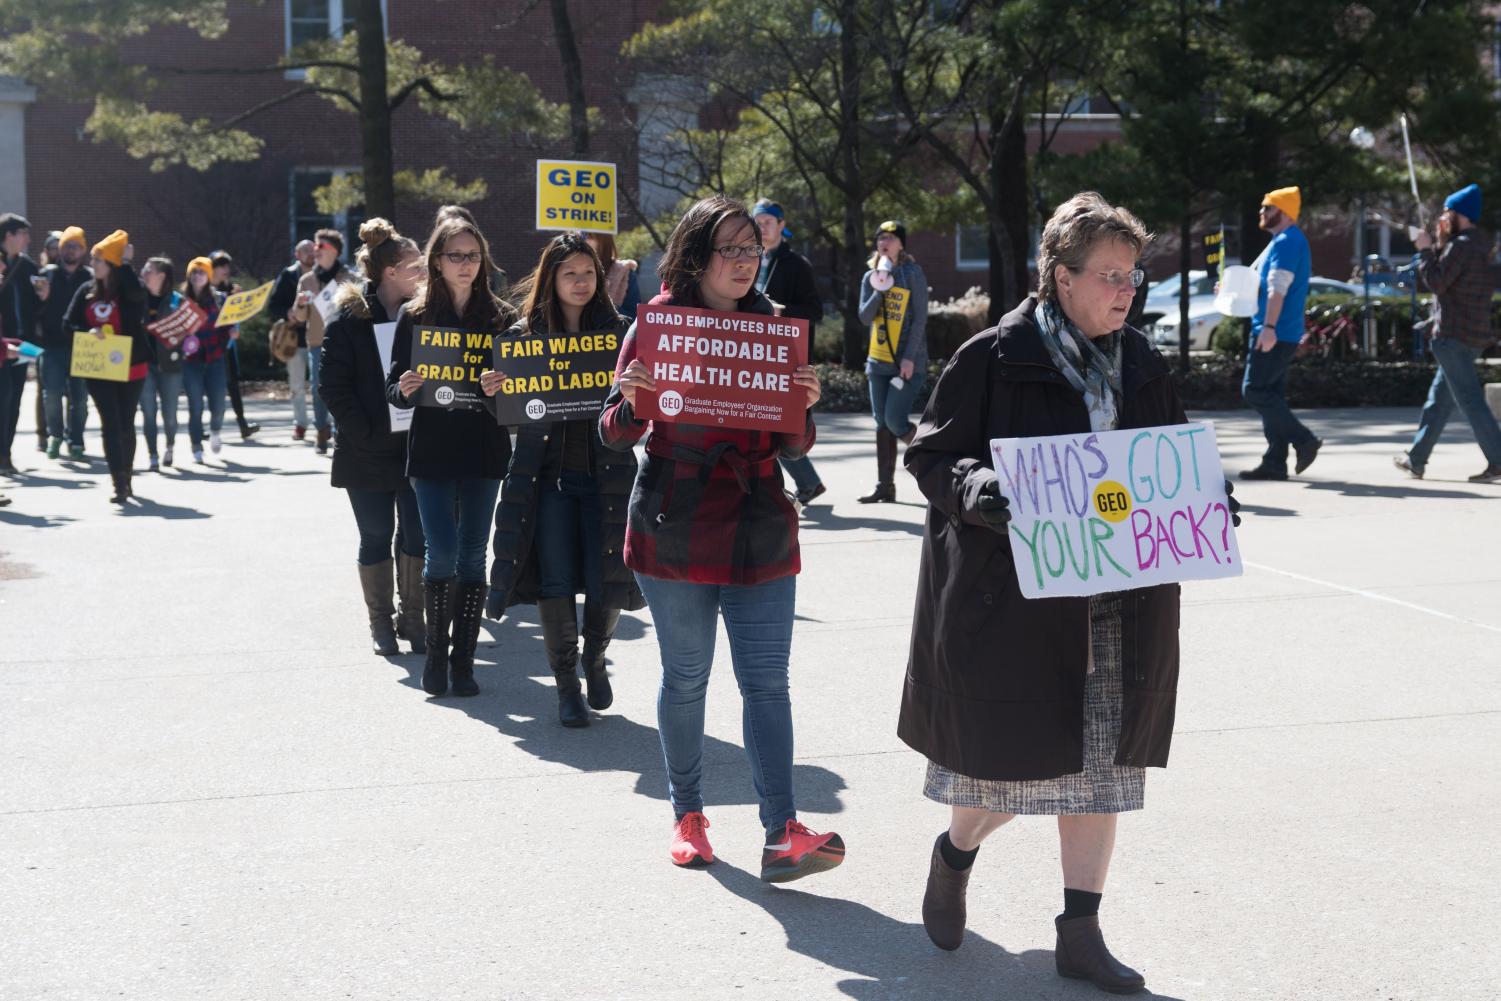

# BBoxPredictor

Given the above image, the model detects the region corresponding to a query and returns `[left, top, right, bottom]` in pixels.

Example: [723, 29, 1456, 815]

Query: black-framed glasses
[442, 251, 483, 265]
[1094, 268, 1145, 289]
[713, 244, 765, 260]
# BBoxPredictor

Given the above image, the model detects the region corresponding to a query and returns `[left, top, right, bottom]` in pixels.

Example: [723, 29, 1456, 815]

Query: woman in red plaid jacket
[598, 195, 846, 883]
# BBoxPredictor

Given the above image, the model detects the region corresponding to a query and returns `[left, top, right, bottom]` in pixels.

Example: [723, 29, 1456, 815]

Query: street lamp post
[1350, 126, 1376, 355]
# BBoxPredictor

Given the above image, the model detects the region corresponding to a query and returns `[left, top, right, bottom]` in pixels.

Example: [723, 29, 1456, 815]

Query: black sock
[938, 831, 979, 871]
[1062, 887, 1102, 920]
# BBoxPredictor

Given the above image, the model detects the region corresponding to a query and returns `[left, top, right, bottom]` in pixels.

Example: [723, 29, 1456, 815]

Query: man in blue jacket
[1240, 186, 1322, 481]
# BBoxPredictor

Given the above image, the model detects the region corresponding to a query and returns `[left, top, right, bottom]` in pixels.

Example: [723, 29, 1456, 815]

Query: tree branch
[389, 76, 453, 112]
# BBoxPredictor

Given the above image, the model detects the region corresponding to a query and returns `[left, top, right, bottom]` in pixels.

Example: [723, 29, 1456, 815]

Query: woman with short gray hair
[898, 192, 1236, 994]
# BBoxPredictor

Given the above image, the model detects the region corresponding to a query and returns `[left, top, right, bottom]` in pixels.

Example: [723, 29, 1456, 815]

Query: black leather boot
[357, 559, 399, 655]
[447, 581, 486, 697]
[108, 471, 128, 505]
[395, 552, 426, 654]
[421, 578, 454, 696]
[538, 596, 588, 727]
[581, 598, 621, 711]
[857, 429, 897, 503]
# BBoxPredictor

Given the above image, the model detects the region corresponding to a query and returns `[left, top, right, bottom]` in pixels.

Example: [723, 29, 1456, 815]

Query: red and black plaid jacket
[598, 291, 815, 586]
[1417, 228, 1496, 351]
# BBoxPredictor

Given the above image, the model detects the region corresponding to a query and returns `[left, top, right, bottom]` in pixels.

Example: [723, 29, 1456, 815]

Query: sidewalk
[1, 388, 1496, 1000]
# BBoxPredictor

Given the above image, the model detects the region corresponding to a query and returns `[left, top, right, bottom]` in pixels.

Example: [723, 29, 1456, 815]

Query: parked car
[1147, 276, 1364, 351]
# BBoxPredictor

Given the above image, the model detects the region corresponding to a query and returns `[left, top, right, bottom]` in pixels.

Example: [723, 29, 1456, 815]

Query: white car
[1145, 274, 1363, 351]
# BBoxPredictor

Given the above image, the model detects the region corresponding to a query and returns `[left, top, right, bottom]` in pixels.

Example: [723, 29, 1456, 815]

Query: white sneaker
[209, 431, 222, 455]
[193, 449, 205, 464]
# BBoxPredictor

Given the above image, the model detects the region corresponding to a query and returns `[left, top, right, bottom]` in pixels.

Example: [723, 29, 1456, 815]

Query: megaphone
[870, 256, 895, 291]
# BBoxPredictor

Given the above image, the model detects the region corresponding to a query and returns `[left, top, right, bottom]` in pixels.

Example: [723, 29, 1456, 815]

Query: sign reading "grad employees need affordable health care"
[989, 422, 1242, 599]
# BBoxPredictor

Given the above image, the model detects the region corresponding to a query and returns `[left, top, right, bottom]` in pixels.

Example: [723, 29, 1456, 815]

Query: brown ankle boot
[921, 834, 971, 951]
[1055, 914, 1145, 994]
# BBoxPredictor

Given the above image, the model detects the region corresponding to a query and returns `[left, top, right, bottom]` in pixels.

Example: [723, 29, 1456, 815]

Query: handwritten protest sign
[989, 422, 1241, 599]
[146, 300, 208, 347]
[633, 305, 809, 434]
[373, 321, 411, 432]
[70, 332, 131, 381]
[491, 329, 620, 425]
[536, 160, 617, 234]
[411, 325, 489, 411]
[215, 281, 274, 327]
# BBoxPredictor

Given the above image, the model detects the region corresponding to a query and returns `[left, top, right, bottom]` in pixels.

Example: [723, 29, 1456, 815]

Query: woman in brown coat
[898, 193, 1237, 994]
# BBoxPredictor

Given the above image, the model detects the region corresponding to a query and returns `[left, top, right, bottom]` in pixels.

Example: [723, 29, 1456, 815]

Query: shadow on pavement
[799, 505, 925, 537]
[704, 861, 1188, 1001]
[0, 510, 76, 528]
[118, 495, 211, 520]
[1237, 503, 1298, 518]
[406, 611, 848, 818]
[5, 473, 97, 490]
[1303, 479, 1488, 500]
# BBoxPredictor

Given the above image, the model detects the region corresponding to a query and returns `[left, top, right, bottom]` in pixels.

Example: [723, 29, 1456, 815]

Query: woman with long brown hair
[599, 195, 843, 882]
[178, 256, 230, 464]
[485, 232, 643, 728]
[386, 217, 515, 698]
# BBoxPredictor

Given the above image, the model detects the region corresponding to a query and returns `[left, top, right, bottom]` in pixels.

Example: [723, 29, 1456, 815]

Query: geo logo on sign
[434, 386, 456, 407]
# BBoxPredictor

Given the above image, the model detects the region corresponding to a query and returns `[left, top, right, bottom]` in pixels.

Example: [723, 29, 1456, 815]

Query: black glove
[1224, 479, 1242, 527]
[975, 479, 1012, 533]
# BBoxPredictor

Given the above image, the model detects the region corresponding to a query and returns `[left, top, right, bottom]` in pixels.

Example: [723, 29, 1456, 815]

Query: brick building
[10, 2, 1376, 313]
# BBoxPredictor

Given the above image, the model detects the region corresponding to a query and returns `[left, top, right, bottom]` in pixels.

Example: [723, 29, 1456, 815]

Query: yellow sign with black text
[70, 332, 131, 381]
[867, 286, 910, 364]
[215, 281, 275, 327]
[536, 160, 617, 234]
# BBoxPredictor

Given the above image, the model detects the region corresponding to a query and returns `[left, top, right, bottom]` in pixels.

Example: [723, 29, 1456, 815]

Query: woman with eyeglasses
[901, 193, 1236, 994]
[485, 232, 643, 728]
[386, 217, 515, 699]
[63, 230, 148, 504]
[292, 229, 353, 455]
[855, 220, 928, 503]
[600, 195, 845, 883]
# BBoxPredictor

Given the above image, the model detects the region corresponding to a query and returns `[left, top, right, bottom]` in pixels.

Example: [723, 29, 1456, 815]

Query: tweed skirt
[923, 593, 1145, 815]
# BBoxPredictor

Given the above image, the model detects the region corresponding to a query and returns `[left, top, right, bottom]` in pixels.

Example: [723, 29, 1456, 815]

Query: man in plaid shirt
[1396, 183, 1501, 483]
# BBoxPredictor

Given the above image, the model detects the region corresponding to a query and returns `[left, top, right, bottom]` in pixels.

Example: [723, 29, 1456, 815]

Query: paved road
[2, 385, 1496, 1000]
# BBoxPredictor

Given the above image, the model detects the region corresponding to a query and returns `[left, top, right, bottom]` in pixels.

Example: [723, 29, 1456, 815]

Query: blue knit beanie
[1444, 183, 1482, 223]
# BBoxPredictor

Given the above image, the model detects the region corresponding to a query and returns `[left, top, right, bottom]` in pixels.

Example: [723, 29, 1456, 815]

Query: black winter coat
[758, 243, 822, 323]
[384, 303, 513, 481]
[897, 297, 1188, 782]
[488, 311, 645, 612]
[321, 284, 409, 492]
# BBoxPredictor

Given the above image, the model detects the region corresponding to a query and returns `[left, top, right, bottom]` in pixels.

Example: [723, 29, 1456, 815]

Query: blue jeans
[866, 368, 923, 437]
[140, 365, 184, 456]
[411, 476, 501, 582]
[346, 486, 425, 566]
[1241, 339, 1315, 472]
[1408, 338, 1501, 470]
[308, 344, 332, 433]
[636, 572, 797, 836]
[780, 455, 822, 494]
[181, 359, 227, 448]
[39, 350, 88, 446]
[535, 469, 603, 599]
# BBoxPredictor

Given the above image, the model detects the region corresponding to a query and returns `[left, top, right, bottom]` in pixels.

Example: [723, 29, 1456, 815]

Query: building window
[290, 167, 363, 256]
[956, 224, 988, 271]
[286, 0, 355, 51]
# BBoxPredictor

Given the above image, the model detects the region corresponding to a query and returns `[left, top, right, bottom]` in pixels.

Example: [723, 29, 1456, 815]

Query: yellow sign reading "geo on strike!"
[535, 160, 617, 235]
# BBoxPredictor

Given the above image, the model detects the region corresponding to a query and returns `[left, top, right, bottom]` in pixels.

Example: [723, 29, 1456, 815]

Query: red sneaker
[670, 812, 714, 868]
[292, 424, 307, 441]
[760, 819, 845, 883]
